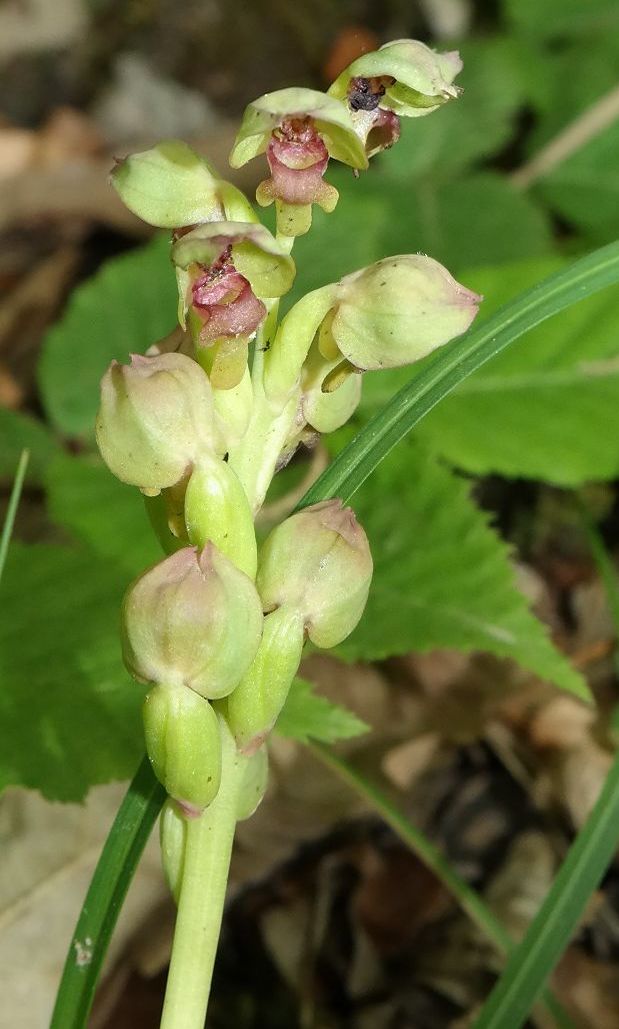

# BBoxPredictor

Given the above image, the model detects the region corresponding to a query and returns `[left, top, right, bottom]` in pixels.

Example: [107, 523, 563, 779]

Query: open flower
[329, 39, 463, 157]
[172, 221, 295, 388]
[229, 88, 367, 235]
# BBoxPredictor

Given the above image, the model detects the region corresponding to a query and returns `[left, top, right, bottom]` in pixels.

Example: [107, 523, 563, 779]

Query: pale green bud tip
[143, 684, 222, 813]
[122, 543, 264, 699]
[257, 499, 373, 649]
[324, 256, 481, 373]
[110, 140, 224, 228]
[96, 351, 221, 494]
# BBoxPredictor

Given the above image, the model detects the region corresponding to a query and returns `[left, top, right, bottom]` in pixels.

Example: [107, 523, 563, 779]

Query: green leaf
[0, 407, 60, 485]
[392, 257, 619, 485]
[290, 172, 552, 304]
[337, 440, 588, 700]
[45, 454, 159, 575]
[0, 542, 143, 800]
[276, 676, 368, 744]
[503, 0, 619, 39]
[38, 234, 177, 439]
[538, 124, 619, 244]
[472, 748, 619, 1029]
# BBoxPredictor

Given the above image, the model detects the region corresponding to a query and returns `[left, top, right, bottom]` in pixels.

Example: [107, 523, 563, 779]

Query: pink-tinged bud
[323, 256, 482, 372]
[96, 351, 223, 495]
[122, 544, 264, 700]
[256, 499, 373, 649]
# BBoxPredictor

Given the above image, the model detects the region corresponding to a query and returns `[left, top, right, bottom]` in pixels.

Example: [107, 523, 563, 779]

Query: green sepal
[226, 605, 305, 753]
[184, 456, 258, 579]
[143, 683, 223, 813]
[110, 140, 223, 227]
[328, 40, 463, 118]
[300, 338, 362, 433]
[229, 87, 368, 170]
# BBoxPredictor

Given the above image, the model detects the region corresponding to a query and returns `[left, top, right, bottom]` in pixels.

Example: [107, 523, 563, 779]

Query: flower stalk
[89, 36, 475, 1029]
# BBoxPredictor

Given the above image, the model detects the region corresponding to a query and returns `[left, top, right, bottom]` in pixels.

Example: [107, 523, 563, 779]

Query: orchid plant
[78, 40, 481, 1029]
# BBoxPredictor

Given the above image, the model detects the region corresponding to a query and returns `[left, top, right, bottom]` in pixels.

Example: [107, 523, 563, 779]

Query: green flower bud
[122, 544, 264, 699]
[263, 284, 337, 404]
[143, 683, 222, 814]
[184, 455, 257, 579]
[111, 140, 224, 228]
[160, 798, 186, 903]
[329, 40, 462, 119]
[236, 745, 269, 821]
[226, 605, 305, 753]
[321, 256, 481, 372]
[96, 351, 223, 495]
[257, 499, 372, 649]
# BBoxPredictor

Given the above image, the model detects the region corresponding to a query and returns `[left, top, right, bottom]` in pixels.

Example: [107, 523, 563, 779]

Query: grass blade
[54, 240, 619, 1025]
[471, 750, 619, 1029]
[50, 757, 165, 1028]
[0, 449, 29, 583]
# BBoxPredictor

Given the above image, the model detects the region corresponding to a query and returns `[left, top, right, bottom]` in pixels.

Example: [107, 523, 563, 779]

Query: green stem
[159, 741, 244, 1029]
[0, 448, 29, 583]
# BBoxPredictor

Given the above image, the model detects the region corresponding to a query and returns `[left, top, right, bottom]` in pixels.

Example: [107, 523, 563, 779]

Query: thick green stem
[159, 742, 244, 1029]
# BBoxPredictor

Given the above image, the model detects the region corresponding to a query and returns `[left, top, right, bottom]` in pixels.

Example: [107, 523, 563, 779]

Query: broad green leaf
[413, 258, 619, 484]
[45, 454, 159, 575]
[337, 440, 589, 701]
[276, 676, 368, 743]
[0, 407, 60, 484]
[38, 234, 177, 439]
[0, 542, 143, 800]
[503, 0, 619, 39]
[290, 172, 552, 303]
[538, 124, 619, 244]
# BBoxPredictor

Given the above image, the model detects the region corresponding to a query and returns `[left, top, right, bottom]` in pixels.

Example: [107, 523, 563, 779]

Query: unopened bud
[226, 605, 305, 753]
[300, 337, 362, 434]
[96, 352, 222, 495]
[184, 456, 257, 579]
[122, 544, 263, 699]
[143, 684, 222, 814]
[257, 499, 372, 648]
[111, 140, 224, 227]
[322, 256, 481, 372]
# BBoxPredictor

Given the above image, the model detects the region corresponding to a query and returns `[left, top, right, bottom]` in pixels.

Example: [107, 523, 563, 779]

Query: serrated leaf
[0, 407, 60, 485]
[336, 440, 589, 701]
[358, 256, 619, 485]
[45, 454, 159, 576]
[38, 234, 177, 440]
[276, 676, 368, 743]
[0, 543, 143, 800]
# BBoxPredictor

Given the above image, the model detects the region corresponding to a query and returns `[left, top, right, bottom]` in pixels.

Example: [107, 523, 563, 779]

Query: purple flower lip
[263, 116, 331, 206]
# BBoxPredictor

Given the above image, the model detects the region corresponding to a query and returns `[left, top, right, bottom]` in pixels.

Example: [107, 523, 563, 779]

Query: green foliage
[275, 677, 368, 743]
[503, 0, 619, 40]
[38, 234, 177, 439]
[0, 542, 142, 800]
[0, 407, 59, 484]
[337, 440, 588, 700]
[45, 454, 159, 575]
[360, 256, 619, 485]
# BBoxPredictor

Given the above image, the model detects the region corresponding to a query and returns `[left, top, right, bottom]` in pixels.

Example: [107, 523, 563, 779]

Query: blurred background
[2, 1, 619, 1027]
